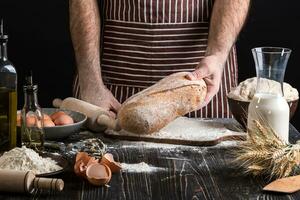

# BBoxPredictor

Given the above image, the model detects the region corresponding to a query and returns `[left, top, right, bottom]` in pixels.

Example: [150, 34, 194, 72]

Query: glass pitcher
[247, 47, 291, 143]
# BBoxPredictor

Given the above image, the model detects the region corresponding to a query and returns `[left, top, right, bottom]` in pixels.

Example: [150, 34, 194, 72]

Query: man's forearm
[69, 0, 103, 89]
[206, 0, 250, 62]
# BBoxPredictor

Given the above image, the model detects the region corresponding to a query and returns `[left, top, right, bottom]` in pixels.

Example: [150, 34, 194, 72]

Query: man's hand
[70, 0, 122, 117]
[185, 0, 250, 109]
[80, 85, 121, 118]
[186, 55, 224, 108]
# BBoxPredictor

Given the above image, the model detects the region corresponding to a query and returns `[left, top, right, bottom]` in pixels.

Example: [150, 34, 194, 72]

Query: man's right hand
[80, 85, 121, 118]
[70, 0, 121, 117]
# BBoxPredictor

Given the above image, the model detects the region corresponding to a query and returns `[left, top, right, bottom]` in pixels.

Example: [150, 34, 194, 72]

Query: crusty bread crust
[117, 72, 207, 134]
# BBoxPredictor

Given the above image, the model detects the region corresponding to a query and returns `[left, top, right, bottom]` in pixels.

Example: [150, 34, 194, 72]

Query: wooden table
[1, 119, 300, 200]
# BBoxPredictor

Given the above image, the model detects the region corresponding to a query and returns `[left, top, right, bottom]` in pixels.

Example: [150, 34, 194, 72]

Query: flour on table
[0, 146, 62, 174]
[121, 162, 165, 173]
[106, 117, 245, 141]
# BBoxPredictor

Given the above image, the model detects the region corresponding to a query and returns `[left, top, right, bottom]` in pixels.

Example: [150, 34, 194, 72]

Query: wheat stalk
[233, 119, 300, 179]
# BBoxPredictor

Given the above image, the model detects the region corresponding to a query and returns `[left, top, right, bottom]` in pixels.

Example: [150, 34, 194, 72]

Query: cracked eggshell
[74, 152, 92, 177]
[87, 157, 99, 166]
[100, 153, 122, 173]
[74, 160, 88, 178]
[86, 163, 112, 186]
[75, 152, 90, 163]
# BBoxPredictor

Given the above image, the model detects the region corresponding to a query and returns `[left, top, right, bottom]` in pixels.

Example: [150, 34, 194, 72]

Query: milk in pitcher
[248, 47, 292, 143]
[247, 93, 290, 142]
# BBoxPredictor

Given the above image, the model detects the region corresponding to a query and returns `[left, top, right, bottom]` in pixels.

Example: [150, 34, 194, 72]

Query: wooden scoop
[263, 175, 300, 193]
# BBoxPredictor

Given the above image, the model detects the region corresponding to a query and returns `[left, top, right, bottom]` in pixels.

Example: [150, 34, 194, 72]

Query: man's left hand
[186, 55, 225, 108]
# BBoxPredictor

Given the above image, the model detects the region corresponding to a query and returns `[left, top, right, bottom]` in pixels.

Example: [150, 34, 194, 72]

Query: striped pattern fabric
[73, 0, 238, 118]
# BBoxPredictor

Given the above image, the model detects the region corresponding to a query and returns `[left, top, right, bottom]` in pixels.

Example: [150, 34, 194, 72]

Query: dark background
[0, 0, 299, 129]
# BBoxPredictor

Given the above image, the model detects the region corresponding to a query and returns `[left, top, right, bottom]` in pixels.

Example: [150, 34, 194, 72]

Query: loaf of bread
[117, 72, 207, 134]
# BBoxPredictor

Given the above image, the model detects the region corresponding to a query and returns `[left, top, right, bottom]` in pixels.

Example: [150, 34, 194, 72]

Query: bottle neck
[24, 90, 39, 109]
[0, 41, 8, 60]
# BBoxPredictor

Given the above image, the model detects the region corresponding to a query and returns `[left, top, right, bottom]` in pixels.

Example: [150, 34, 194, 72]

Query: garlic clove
[100, 153, 122, 173]
[86, 163, 112, 186]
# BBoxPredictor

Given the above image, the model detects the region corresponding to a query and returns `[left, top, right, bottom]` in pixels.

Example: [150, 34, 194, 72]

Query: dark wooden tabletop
[1, 119, 300, 200]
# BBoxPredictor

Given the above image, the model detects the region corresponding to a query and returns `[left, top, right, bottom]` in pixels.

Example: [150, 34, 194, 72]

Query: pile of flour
[0, 146, 62, 174]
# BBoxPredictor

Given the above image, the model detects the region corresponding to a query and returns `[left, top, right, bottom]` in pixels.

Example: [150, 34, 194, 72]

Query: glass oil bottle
[0, 19, 17, 151]
[21, 74, 44, 151]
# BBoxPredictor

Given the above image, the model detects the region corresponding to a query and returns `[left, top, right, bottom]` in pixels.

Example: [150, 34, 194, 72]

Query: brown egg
[16, 113, 36, 127]
[17, 113, 50, 127]
[17, 112, 21, 127]
[26, 116, 36, 127]
[43, 114, 51, 121]
[50, 111, 66, 121]
[86, 163, 112, 186]
[100, 153, 122, 173]
[54, 114, 74, 126]
[43, 119, 55, 127]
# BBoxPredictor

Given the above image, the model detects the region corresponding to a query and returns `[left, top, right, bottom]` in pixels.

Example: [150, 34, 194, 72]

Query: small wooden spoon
[263, 175, 300, 193]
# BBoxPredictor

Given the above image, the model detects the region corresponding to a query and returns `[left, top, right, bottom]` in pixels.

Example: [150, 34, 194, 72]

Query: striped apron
[73, 0, 238, 118]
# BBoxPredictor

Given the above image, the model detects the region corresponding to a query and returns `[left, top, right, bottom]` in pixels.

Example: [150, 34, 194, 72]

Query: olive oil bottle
[21, 74, 44, 151]
[0, 19, 18, 150]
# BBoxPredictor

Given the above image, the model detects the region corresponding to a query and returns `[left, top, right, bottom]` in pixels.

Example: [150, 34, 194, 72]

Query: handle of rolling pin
[52, 98, 63, 108]
[33, 177, 64, 192]
[97, 114, 118, 130]
[0, 170, 64, 193]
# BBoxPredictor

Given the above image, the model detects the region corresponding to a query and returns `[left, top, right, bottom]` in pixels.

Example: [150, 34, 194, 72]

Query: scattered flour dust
[0, 146, 62, 174]
[108, 118, 242, 173]
[121, 162, 165, 173]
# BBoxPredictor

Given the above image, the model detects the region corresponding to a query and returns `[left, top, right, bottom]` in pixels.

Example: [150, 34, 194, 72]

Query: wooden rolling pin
[53, 97, 118, 132]
[0, 170, 64, 193]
